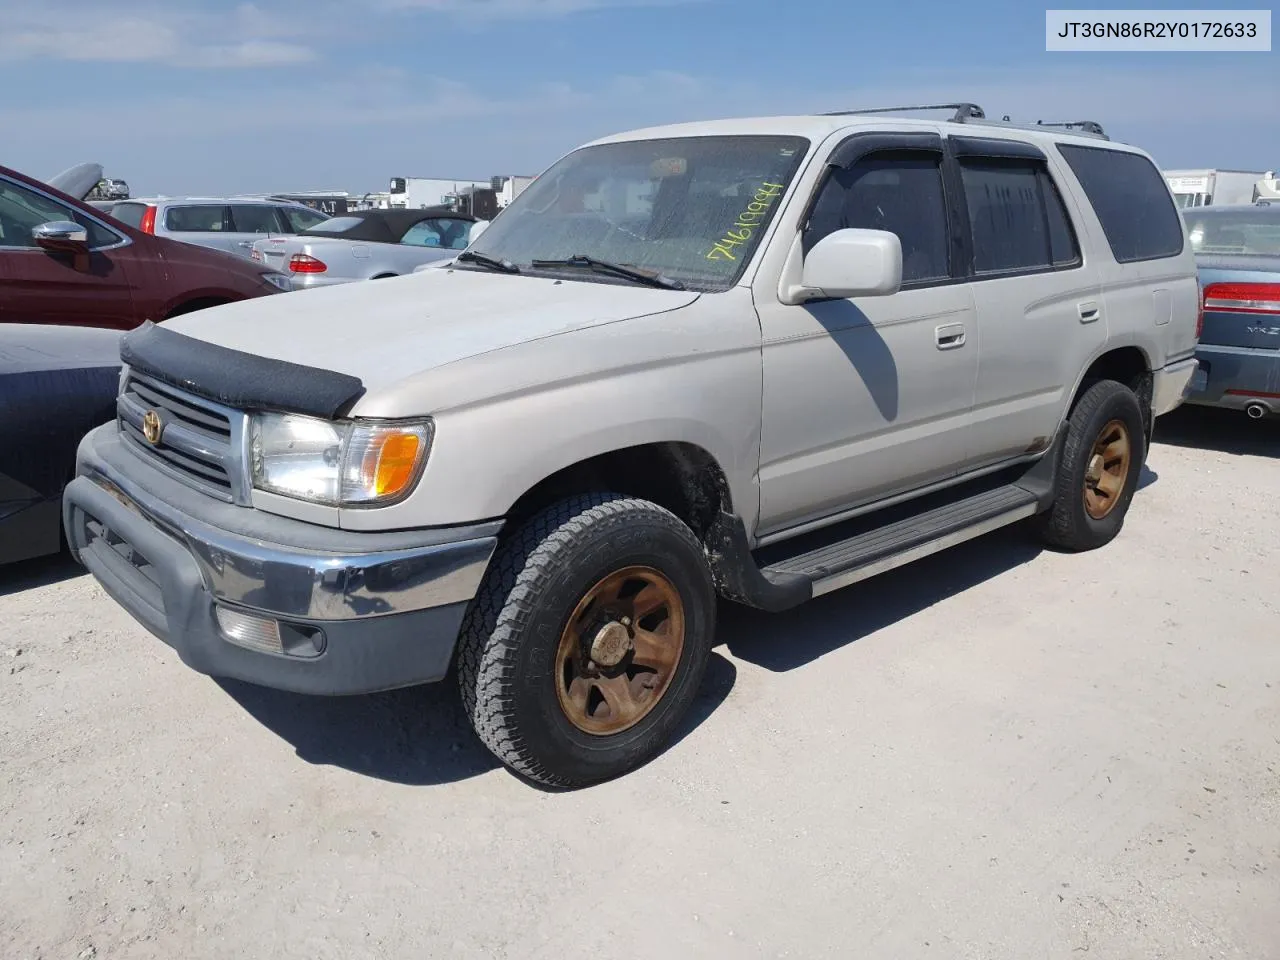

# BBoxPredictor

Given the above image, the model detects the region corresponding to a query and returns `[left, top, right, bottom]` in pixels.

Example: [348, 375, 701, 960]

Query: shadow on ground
[1155, 406, 1280, 457]
[719, 525, 1044, 673]
[0, 551, 84, 598]
[217, 652, 737, 788]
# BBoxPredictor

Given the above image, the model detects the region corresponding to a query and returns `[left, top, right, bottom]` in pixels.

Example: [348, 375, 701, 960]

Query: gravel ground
[1, 406, 1277, 960]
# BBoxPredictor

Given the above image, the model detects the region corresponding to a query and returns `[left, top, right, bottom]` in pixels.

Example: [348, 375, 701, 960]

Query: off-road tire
[1037, 379, 1146, 552]
[456, 493, 716, 788]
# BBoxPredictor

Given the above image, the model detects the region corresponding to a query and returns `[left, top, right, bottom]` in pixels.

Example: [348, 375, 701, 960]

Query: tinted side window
[959, 159, 1080, 274]
[1056, 144, 1183, 263]
[804, 152, 949, 284]
[0, 178, 74, 247]
[111, 202, 147, 229]
[165, 205, 227, 232]
[229, 204, 281, 234]
[280, 206, 327, 232]
[0, 178, 118, 250]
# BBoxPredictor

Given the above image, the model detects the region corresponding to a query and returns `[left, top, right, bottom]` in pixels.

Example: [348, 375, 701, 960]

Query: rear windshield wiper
[455, 250, 520, 274]
[529, 254, 685, 290]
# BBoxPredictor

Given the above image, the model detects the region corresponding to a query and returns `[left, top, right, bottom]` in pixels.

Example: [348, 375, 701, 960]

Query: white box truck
[1164, 168, 1267, 208]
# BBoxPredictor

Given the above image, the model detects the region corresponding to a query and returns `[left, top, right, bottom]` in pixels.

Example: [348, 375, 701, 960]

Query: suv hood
[161, 267, 700, 395]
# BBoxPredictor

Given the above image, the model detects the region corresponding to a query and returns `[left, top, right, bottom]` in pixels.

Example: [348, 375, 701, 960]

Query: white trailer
[388, 177, 491, 210]
[493, 175, 535, 208]
[1164, 168, 1267, 208]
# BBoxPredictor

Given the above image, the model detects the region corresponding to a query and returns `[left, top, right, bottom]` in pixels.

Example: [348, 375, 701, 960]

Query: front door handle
[935, 322, 966, 349]
[1078, 301, 1100, 323]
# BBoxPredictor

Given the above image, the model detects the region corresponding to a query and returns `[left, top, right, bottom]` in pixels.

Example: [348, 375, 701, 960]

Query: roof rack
[1030, 119, 1108, 137]
[823, 102, 986, 123]
[823, 103, 1112, 140]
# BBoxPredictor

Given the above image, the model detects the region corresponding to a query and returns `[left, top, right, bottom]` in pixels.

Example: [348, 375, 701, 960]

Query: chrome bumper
[63, 423, 501, 695]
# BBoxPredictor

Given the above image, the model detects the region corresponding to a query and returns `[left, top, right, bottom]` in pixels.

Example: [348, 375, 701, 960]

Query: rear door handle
[935, 322, 966, 349]
[1078, 301, 1100, 323]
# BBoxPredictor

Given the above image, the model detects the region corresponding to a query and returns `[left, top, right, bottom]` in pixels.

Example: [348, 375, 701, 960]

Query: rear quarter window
[1056, 144, 1184, 263]
[110, 202, 147, 229]
[165, 205, 227, 233]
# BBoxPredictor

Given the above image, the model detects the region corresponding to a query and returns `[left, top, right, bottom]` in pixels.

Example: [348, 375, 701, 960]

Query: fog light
[215, 605, 284, 655]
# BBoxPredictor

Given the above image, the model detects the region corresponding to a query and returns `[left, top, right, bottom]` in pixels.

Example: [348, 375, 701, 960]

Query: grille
[118, 373, 245, 502]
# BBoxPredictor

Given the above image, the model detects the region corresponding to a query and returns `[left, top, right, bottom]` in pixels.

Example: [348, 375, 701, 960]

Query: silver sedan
[251, 208, 481, 290]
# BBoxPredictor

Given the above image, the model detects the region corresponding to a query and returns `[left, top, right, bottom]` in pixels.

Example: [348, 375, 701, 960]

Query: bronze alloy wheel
[1082, 418, 1132, 520]
[554, 566, 686, 736]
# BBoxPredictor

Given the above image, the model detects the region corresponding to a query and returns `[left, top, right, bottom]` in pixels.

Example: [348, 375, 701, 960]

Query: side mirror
[796, 228, 902, 301]
[33, 220, 89, 254]
[467, 220, 490, 244]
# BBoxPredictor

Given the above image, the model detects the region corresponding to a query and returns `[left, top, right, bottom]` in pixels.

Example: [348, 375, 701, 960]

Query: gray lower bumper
[64, 424, 501, 695]
[1184, 344, 1280, 415]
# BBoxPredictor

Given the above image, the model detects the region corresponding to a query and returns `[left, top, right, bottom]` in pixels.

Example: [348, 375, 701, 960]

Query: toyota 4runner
[64, 104, 1201, 787]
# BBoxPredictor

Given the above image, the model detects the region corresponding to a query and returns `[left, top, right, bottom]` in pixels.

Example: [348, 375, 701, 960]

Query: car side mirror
[467, 220, 490, 244]
[795, 228, 902, 302]
[33, 220, 89, 254]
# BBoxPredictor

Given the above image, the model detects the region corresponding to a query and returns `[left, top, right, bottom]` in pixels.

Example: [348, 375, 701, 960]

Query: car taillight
[139, 205, 157, 234]
[1202, 281, 1280, 316]
[1196, 281, 1204, 339]
[288, 254, 327, 274]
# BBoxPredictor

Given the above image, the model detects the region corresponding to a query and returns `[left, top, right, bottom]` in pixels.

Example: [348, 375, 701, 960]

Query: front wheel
[456, 494, 716, 788]
[1037, 379, 1146, 552]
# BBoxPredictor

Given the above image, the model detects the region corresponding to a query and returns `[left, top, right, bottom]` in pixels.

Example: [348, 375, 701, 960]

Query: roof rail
[823, 102, 986, 123]
[989, 115, 1110, 140]
[1031, 119, 1108, 138]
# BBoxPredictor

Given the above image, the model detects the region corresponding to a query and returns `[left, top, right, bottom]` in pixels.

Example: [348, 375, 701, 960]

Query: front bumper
[64, 424, 501, 695]
[1151, 356, 1200, 417]
[1183, 344, 1280, 414]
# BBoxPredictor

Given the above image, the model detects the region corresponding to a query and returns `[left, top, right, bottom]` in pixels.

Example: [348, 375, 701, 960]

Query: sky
[1, 0, 1275, 197]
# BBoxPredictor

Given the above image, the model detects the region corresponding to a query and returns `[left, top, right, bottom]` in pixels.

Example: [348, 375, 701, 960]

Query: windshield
[1184, 209, 1280, 256]
[466, 135, 810, 290]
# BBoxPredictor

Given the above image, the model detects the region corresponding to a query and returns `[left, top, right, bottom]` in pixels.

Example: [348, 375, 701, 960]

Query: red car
[0, 164, 289, 329]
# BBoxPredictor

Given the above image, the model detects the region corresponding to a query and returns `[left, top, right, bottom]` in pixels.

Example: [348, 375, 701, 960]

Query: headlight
[249, 412, 433, 506]
[261, 272, 292, 293]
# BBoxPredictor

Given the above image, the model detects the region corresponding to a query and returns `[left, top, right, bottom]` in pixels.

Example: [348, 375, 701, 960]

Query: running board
[760, 484, 1039, 598]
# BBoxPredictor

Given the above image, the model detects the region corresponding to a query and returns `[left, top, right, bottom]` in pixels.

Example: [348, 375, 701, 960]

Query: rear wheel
[1037, 379, 1146, 551]
[456, 494, 715, 788]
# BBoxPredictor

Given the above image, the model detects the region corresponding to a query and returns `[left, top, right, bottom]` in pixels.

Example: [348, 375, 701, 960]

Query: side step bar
[760, 485, 1039, 598]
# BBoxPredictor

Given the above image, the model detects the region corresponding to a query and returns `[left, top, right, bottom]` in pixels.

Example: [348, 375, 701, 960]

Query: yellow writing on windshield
[706, 182, 785, 261]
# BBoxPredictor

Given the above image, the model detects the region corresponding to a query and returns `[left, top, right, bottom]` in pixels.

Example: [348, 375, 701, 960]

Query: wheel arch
[506, 441, 734, 544]
[1069, 345, 1154, 442]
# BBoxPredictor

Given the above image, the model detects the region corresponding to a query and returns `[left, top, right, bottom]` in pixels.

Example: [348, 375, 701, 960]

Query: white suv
[66, 104, 1200, 788]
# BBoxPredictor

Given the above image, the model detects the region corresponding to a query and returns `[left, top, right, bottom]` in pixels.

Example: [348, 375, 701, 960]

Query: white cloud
[0, 1, 319, 67]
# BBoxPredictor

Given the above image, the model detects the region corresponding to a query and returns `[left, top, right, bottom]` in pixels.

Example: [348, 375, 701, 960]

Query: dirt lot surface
[2, 407, 1277, 960]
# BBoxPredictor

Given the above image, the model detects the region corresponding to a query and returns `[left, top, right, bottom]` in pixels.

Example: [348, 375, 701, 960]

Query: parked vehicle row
[0, 163, 288, 330]
[59, 104, 1202, 788]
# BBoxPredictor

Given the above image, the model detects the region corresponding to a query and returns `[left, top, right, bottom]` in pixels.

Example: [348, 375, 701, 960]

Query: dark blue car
[1182, 202, 1280, 419]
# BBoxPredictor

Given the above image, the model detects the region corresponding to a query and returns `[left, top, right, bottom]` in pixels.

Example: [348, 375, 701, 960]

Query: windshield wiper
[528, 254, 685, 290]
[455, 250, 520, 273]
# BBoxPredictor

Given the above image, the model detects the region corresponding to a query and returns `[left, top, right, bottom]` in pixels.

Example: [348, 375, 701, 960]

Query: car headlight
[261, 272, 292, 293]
[249, 412, 433, 506]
